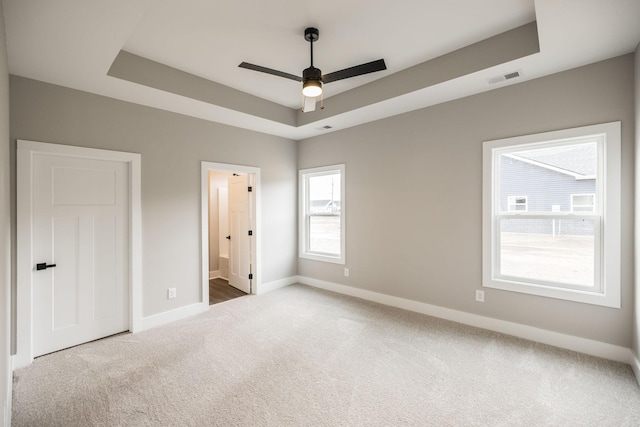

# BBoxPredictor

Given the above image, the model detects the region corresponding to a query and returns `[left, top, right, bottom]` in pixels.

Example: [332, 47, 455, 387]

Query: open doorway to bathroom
[201, 162, 260, 307]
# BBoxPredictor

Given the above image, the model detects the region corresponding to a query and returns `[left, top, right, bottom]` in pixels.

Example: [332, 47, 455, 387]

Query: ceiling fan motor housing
[303, 66, 322, 82]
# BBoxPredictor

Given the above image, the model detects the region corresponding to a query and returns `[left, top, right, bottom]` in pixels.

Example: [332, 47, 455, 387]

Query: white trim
[256, 276, 297, 295]
[3, 356, 11, 427]
[631, 353, 640, 387]
[209, 270, 221, 280]
[129, 153, 143, 333]
[15, 140, 142, 369]
[201, 162, 261, 310]
[298, 276, 632, 364]
[482, 122, 621, 308]
[299, 164, 346, 265]
[139, 303, 205, 331]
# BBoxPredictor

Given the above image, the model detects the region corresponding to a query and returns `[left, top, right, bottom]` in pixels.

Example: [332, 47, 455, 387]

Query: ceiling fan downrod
[305, 27, 318, 68]
[302, 27, 322, 98]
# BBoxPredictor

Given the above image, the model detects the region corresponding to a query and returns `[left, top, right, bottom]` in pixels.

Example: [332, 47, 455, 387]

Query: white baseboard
[4, 391, 10, 427]
[209, 270, 220, 280]
[256, 276, 297, 295]
[3, 355, 11, 427]
[139, 302, 205, 331]
[631, 352, 640, 387]
[297, 276, 634, 365]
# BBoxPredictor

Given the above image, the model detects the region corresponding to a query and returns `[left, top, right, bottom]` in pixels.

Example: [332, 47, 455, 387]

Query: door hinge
[248, 273, 253, 280]
[248, 186, 253, 192]
[248, 230, 253, 236]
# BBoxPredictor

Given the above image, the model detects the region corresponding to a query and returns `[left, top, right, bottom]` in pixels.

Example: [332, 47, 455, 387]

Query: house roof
[3, 1, 639, 140]
[510, 143, 596, 178]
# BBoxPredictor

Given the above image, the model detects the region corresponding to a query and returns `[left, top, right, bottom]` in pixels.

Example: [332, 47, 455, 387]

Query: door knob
[36, 263, 57, 271]
[226, 235, 231, 240]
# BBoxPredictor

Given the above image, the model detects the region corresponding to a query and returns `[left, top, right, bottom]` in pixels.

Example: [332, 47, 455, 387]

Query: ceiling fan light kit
[239, 27, 387, 112]
[302, 79, 322, 97]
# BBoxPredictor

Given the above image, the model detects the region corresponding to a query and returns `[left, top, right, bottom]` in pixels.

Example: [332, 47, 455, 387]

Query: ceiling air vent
[487, 70, 522, 85]
[316, 125, 333, 131]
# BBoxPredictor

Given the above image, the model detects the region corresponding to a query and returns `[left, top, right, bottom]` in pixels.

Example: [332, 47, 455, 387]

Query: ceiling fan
[239, 27, 387, 112]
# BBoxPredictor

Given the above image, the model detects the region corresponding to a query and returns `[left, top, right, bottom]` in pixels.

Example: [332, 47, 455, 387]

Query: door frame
[15, 140, 142, 368]
[201, 162, 260, 307]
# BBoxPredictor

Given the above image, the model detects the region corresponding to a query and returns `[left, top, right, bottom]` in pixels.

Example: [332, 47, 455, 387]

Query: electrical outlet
[475, 290, 485, 303]
[168, 288, 176, 299]
[344, 268, 350, 277]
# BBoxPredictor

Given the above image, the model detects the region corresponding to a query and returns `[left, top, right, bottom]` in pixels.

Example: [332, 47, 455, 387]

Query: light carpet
[12, 284, 640, 426]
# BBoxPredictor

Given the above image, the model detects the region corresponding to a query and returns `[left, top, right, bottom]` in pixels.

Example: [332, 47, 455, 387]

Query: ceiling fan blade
[238, 62, 302, 82]
[322, 59, 387, 84]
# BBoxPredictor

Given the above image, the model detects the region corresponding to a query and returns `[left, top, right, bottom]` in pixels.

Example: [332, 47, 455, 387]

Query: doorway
[200, 162, 260, 307]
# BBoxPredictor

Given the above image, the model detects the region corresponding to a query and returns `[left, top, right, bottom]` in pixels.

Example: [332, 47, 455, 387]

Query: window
[571, 194, 595, 212]
[507, 196, 528, 212]
[299, 164, 345, 264]
[482, 122, 621, 307]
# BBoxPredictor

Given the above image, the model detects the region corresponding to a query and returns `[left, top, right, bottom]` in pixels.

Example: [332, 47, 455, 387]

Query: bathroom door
[228, 174, 252, 293]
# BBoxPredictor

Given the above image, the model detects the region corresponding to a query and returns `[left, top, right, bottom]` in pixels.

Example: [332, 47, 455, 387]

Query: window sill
[299, 252, 345, 265]
[482, 277, 620, 308]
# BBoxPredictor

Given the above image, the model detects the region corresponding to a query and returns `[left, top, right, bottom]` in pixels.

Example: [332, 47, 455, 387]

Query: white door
[228, 174, 252, 293]
[32, 153, 129, 357]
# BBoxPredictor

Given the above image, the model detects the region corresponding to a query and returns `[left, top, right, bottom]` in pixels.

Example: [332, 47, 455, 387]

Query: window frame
[507, 195, 528, 212]
[482, 122, 621, 307]
[299, 164, 346, 264]
[571, 193, 596, 212]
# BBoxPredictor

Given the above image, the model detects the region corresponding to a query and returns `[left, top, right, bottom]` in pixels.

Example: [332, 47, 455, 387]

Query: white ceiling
[3, 0, 639, 140]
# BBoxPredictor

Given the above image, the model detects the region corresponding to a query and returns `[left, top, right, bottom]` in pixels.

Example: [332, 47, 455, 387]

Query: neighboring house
[310, 199, 341, 214]
[500, 143, 596, 236]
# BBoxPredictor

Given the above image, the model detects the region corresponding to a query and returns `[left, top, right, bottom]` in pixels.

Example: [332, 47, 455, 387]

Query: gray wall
[9, 76, 298, 323]
[298, 54, 635, 347]
[634, 43, 639, 361]
[0, 2, 10, 422]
